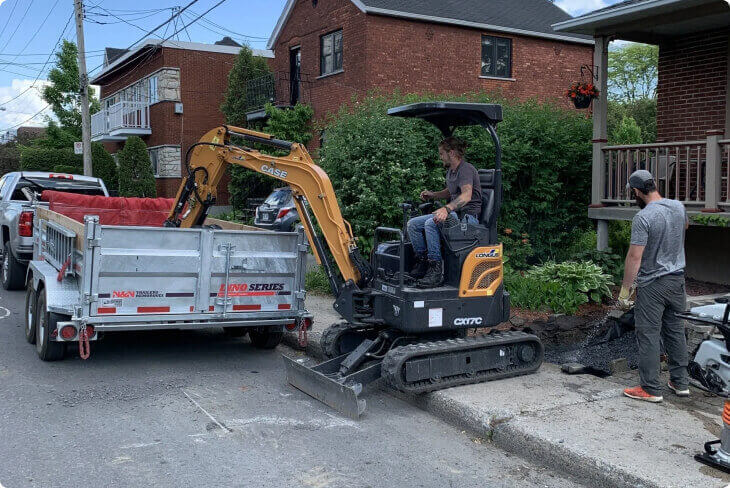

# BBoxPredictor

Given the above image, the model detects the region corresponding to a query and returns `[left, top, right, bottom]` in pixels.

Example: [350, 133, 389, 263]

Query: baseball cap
[629, 170, 654, 191]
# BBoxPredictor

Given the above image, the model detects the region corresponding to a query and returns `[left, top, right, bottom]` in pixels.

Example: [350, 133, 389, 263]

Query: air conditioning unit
[174, 102, 183, 114]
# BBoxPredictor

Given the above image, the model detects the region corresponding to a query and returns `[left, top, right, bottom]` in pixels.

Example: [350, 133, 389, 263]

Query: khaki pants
[634, 273, 688, 396]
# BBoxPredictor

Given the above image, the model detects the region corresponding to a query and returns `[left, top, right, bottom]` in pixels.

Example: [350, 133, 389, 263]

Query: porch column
[592, 36, 609, 250]
[704, 129, 724, 212]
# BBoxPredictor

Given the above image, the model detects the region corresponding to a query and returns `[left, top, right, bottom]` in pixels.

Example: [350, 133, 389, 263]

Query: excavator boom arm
[166, 125, 363, 286]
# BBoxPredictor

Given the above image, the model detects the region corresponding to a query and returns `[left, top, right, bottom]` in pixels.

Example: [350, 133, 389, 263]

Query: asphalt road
[0, 288, 584, 488]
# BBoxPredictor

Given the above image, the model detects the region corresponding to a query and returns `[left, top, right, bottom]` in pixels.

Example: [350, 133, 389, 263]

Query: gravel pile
[544, 325, 640, 375]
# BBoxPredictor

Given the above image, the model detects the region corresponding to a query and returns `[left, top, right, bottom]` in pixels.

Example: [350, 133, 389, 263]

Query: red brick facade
[271, 0, 593, 124]
[98, 46, 269, 201]
[656, 29, 729, 141]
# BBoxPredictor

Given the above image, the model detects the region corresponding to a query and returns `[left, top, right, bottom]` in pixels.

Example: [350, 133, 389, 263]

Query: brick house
[256, 0, 593, 128]
[90, 39, 273, 202]
[553, 0, 730, 284]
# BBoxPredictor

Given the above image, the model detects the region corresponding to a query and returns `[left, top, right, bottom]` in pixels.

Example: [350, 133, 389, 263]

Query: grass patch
[305, 266, 332, 296]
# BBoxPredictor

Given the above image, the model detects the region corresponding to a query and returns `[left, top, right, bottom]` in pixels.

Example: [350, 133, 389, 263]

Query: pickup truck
[0, 171, 108, 290]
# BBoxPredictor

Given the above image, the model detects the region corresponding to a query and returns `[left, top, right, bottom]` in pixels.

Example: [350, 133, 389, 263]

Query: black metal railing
[245, 72, 312, 112]
[245, 73, 276, 112]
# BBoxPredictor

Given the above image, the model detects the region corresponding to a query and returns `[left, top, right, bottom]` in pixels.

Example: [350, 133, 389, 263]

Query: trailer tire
[24, 284, 36, 344]
[249, 327, 284, 349]
[2, 242, 25, 290]
[35, 288, 66, 361]
[223, 327, 248, 338]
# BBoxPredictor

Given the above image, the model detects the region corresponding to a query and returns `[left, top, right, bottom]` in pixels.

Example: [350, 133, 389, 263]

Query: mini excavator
[165, 102, 544, 418]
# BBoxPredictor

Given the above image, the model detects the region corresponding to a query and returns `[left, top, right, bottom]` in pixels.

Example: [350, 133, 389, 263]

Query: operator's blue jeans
[407, 212, 478, 261]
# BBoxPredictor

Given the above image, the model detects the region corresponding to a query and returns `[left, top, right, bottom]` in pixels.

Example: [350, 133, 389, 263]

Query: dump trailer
[24, 206, 312, 361]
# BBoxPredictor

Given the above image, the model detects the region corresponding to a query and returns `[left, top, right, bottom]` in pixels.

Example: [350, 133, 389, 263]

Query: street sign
[74, 142, 83, 154]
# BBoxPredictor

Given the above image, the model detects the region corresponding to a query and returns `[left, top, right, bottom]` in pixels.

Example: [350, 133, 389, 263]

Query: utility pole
[73, 0, 92, 176]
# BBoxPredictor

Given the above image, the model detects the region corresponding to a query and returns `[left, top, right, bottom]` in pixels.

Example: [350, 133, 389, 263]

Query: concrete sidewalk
[288, 294, 730, 488]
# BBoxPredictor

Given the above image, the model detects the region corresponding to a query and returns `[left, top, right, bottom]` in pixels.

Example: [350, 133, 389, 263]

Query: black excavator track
[321, 322, 380, 359]
[381, 331, 544, 394]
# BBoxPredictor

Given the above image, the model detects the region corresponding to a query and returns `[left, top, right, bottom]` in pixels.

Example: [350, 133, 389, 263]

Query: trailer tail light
[303, 317, 312, 330]
[285, 321, 297, 331]
[60, 325, 77, 340]
[276, 207, 292, 219]
[18, 210, 33, 237]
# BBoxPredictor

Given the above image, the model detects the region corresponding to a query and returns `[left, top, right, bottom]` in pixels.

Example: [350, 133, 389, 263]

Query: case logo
[261, 164, 288, 179]
[454, 317, 483, 326]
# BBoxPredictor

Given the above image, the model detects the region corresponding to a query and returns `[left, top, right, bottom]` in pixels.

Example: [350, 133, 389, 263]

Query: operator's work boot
[409, 254, 428, 279]
[417, 260, 443, 288]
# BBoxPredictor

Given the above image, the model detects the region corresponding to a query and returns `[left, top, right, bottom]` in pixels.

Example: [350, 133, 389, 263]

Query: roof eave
[552, 0, 686, 33]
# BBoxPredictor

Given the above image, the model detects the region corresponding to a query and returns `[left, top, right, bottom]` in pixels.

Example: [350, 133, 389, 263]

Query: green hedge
[20, 146, 81, 171]
[320, 93, 593, 260]
[118, 136, 156, 198]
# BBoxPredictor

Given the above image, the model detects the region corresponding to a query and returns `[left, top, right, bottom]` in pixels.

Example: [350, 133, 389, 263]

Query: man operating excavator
[408, 137, 483, 287]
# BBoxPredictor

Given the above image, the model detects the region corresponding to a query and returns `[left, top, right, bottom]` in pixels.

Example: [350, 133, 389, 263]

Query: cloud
[0, 79, 52, 132]
[555, 0, 611, 16]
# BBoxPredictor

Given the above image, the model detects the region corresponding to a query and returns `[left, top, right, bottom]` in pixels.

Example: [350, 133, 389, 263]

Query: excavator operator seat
[478, 169, 496, 228]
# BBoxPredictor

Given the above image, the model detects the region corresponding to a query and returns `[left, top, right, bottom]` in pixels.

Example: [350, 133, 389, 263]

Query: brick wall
[656, 29, 729, 141]
[365, 14, 593, 104]
[272, 0, 593, 134]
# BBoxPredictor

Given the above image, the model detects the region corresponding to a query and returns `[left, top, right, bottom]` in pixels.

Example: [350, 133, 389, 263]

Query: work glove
[617, 285, 635, 310]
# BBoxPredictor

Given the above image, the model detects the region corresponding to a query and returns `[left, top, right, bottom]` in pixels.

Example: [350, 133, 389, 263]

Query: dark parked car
[254, 187, 300, 231]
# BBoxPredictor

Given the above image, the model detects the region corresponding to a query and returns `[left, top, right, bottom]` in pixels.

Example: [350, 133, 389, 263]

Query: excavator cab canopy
[386, 102, 502, 136]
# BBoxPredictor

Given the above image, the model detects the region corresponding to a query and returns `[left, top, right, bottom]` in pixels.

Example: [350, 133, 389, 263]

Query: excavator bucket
[282, 353, 382, 419]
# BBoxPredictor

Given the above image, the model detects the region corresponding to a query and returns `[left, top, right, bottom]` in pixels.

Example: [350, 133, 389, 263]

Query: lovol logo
[475, 249, 500, 258]
[261, 164, 288, 179]
[454, 317, 483, 326]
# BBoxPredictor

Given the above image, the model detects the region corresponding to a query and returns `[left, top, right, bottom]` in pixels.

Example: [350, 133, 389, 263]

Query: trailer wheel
[223, 327, 248, 338]
[249, 327, 284, 349]
[2, 242, 25, 290]
[35, 288, 66, 361]
[24, 284, 36, 344]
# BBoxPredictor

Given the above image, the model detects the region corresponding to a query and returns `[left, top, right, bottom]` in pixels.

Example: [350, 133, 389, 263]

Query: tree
[608, 43, 658, 101]
[91, 143, 118, 192]
[221, 45, 271, 126]
[610, 116, 643, 145]
[607, 98, 656, 143]
[41, 40, 101, 134]
[117, 136, 156, 197]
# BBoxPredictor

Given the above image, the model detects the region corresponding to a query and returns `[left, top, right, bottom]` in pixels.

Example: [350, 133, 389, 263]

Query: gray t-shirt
[630, 198, 687, 287]
[446, 161, 482, 217]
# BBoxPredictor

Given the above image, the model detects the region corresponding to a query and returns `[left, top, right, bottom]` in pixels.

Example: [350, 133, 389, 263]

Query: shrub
[320, 93, 592, 261]
[501, 228, 533, 270]
[52, 164, 82, 174]
[506, 260, 614, 315]
[570, 249, 623, 281]
[118, 136, 156, 198]
[91, 142, 118, 192]
[610, 116, 642, 145]
[20, 146, 81, 171]
[609, 220, 632, 257]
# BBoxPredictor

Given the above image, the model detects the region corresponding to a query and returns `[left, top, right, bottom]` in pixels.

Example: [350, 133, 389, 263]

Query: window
[481, 35, 512, 78]
[320, 30, 343, 76]
[148, 76, 158, 104]
[148, 148, 159, 176]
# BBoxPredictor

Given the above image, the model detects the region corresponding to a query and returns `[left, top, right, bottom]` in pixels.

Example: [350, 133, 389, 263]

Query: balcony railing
[245, 72, 311, 115]
[599, 132, 729, 211]
[91, 100, 151, 141]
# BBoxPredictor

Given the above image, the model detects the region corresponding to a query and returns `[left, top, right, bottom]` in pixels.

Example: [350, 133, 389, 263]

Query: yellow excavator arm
[166, 125, 364, 287]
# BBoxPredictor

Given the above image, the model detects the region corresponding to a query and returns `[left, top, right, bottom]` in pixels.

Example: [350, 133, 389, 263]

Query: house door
[289, 46, 301, 106]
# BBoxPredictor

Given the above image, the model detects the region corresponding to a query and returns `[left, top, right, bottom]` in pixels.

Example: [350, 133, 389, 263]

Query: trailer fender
[27, 260, 79, 316]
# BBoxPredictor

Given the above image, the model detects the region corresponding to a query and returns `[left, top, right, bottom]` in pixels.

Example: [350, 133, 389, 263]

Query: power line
[0, 0, 36, 54]
[1, 0, 61, 66]
[0, 0, 19, 48]
[185, 8, 268, 39]
[0, 104, 51, 132]
[163, 0, 228, 44]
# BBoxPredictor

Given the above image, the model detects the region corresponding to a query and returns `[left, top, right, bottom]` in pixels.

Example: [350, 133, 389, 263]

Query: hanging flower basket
[565, 82, 599, 109]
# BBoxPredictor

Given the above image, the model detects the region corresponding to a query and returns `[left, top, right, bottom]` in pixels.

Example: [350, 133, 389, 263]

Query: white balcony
[91, 101, 151, 142]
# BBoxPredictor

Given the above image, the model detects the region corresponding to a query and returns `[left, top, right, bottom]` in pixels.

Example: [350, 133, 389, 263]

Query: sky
[0, 0, 619, 134]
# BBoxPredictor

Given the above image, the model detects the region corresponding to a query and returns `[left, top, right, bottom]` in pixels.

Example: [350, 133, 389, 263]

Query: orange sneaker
[623, 386, 663, 403]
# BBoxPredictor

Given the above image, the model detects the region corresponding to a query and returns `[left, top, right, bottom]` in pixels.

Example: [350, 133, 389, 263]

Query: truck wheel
[249, 327, 284, 349]
[223, 327, 248, 338]
[24, 284, 36, 344]
[2, 242, 26, 290]
[35, 288, 66, 361]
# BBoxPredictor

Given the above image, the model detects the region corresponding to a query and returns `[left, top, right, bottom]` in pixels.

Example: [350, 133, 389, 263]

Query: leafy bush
[501, 228, 533, 270]
[610, 116, 642, 145]
[570, 249, 623, 281]
[608, 98, 656, 144]
[52, 164, 82, 174]
[609, 220, 632, 257]
[118, 136, 156, 198]
[506, 260, 614, 314]
[20, 146, 81, 171]
[692, 214, 729, 227]
[305, 266, 332, 296]
[320, 92, 592, 261]
[91, 142, 118, 192]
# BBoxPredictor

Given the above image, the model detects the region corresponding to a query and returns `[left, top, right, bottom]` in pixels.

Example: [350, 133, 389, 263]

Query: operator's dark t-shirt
[446, 160, 482, 217]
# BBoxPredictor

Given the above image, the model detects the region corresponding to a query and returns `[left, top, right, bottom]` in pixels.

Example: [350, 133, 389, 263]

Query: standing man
[408, 137, 482, 288]
[620, 170, 690, 403]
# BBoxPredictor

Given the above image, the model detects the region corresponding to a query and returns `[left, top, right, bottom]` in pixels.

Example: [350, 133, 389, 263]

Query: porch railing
[91, 100, 150, 138]
[600, 131, 729, 211]
[245, 71, 311, 113]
